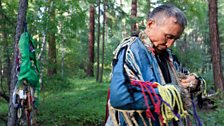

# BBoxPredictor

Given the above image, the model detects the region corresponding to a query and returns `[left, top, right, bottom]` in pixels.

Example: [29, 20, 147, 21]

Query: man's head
[145, 4, 187, 53]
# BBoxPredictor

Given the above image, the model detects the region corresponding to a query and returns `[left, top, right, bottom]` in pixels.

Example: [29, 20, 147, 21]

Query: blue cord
[191, 95, 203, 126]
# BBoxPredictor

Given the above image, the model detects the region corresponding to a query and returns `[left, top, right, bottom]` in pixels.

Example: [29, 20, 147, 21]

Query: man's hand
[180, 75, 198, 89]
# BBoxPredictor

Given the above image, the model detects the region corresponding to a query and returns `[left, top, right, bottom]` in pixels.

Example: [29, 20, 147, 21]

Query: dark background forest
[0, 0, 224, 125]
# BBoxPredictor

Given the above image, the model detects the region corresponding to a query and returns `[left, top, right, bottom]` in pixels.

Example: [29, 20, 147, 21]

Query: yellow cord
[156, 83, 188, 124]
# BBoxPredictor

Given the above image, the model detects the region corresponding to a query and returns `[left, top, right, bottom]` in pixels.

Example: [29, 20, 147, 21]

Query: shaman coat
[109, 31, 204, 126]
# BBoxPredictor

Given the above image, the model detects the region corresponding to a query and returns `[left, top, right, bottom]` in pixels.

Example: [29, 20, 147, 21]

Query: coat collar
[139, 31, 155, 55]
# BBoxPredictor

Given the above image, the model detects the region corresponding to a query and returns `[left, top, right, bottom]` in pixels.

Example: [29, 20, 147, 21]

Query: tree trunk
[61, 36, 65, 77]
[100, 0, 106, 83]
[96, 0, 101, 81]
[38, 33, 47, 61]
[131, 0, 137, 35]
[7, 0, 28, 125]
[38, 32, 46, 88]
[47, 0, 57, 76]
[208, 0, 224, 91]
[87, 5, 95, 77]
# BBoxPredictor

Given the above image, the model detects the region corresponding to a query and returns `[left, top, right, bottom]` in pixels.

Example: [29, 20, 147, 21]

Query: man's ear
[146, 19, 155, 29]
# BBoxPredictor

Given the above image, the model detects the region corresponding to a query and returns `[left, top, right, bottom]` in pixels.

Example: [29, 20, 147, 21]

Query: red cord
[130, 80, 164, 124]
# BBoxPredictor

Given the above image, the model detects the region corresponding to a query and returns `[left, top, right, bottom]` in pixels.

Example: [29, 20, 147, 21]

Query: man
[107, 4, 205, 126]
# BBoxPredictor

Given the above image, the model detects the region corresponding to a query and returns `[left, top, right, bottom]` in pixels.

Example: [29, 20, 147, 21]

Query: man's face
[146, 17, 184, 53]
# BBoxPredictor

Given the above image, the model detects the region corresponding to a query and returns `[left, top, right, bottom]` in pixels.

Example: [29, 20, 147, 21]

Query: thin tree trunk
[61, 36, 65, 77]
[38, 4, 47, 87]
[208, 0, 224, 91]
[96, 0, 101, 81]
[38, 32, 47, 61]
[87, 5, 95, 77]
[47, 0, 57, 76]
[38, 32, 46, 88]
[8, 0, 28, 125]
[131, 0, 137, 35]
[100, 0, 106, 83]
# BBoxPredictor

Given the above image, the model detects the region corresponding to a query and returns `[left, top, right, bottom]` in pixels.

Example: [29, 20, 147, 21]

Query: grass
[1, 75, 224, 126]
[37, 77, 109, 126]
[198, 92, 224, 126]
[0, 98, 8, 126]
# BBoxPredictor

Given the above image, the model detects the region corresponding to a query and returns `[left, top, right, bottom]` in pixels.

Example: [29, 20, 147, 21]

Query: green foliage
[0, 98, 8, 125]
[1, 0, 224, 125]
[37, 77, 109, 125]
[58, 36, 89, 78]
[198, 92, 224, 126]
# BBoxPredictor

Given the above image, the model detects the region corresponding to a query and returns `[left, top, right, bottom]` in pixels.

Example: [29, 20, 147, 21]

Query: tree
[99, 0, 106, 82]
[208, 0, 224, 91]
[96, 0, 101, 81]
[7, 0, 28, 125]
[87, 5, 95, 77]
[38, 32, 47, 87]
[47, 0, 57, 76]
[131, 0, 137, 35]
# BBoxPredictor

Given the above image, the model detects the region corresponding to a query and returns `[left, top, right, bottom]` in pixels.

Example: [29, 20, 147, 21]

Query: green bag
[17, 32, 40, 106]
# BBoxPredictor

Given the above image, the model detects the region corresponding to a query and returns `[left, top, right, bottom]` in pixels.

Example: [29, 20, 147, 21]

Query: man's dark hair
[148, 4, 187, 28]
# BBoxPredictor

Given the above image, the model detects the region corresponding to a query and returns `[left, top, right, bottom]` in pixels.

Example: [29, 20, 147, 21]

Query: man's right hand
[180, 75, 198, 90]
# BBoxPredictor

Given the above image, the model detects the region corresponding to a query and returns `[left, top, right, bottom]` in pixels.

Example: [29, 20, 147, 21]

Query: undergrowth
[198, 92, 224, 126]
[37, 76, 109, 126]
[1, 75, 224, 126]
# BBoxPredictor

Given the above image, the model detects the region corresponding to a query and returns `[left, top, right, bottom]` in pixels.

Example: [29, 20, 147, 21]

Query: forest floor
[37, 77, 109, 126]
[0, 77, 224, 126]
[0, 77, 109, 126]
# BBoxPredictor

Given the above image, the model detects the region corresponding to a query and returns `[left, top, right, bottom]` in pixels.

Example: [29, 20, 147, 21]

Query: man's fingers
[181, 82, 190, 88]
[180, 79, 188, 83]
